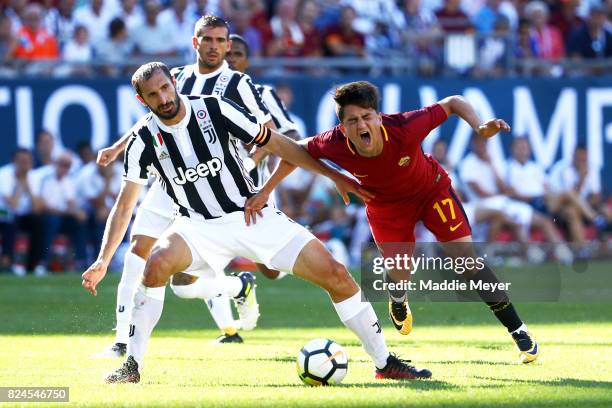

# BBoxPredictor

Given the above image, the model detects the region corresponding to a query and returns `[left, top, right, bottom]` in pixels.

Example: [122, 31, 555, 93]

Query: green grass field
[1, 263, 612, 407]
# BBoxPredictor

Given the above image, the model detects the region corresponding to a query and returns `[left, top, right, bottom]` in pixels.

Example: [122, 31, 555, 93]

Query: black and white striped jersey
[171, 61, 271, 125]
[123, 94, 271, 220]
[255, 84, 298, 135]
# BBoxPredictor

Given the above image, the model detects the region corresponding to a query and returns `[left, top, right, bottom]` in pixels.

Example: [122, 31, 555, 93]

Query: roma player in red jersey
[245, 81, 539, 364]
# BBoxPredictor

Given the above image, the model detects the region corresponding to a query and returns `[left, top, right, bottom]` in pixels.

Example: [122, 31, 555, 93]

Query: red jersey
[307, 104, 450, 211]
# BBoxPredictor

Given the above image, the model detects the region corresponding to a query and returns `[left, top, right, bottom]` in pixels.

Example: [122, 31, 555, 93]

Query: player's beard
[152, 93, 181, 120]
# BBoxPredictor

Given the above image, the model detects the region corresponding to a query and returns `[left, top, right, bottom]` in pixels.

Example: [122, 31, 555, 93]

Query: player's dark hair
[131, 62, 173, 97]
[575, 142, 587, 151]
[333, 81, 380, 122]
[194, 15, 230, 38]
[229, 34, 250, 57]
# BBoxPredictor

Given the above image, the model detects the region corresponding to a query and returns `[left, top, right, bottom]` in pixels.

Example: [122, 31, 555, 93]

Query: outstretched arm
[244, 133, 373, 225]
[97, 131, 133, 166]
[82, 180, 143, 295]
[438, 95, 511, 137]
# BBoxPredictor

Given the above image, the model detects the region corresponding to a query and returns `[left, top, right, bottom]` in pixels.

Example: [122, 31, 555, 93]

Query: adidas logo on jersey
[173, 158, 223, 185]
[158, 151, 170, 161]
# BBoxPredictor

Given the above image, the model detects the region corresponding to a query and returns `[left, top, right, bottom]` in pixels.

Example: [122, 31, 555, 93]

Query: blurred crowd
[0, 0, 611, 77]
[1, 122, 610, 276]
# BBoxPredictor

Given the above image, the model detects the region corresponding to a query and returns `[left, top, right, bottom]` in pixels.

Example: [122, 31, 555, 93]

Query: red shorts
[367, 185, 472, 256]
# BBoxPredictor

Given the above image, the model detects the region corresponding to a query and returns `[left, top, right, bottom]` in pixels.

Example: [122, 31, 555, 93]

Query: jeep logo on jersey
[173, 158, 223, 185]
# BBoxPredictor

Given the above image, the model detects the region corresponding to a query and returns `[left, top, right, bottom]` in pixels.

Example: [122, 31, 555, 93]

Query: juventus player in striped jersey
[169, 33, 300, 341]
[92, 16, 278, 356]
[82, 62, 431, 383]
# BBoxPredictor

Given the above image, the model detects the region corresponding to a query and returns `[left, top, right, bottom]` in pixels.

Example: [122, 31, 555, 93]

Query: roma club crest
[398, 156, 411, 167]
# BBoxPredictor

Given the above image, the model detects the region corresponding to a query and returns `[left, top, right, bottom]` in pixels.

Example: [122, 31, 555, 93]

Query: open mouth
[359, 131, 371, 146]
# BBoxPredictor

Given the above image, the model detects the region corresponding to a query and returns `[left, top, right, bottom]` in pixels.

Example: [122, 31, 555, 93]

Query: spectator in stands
[0, 148, 44, 276]
[474, 15, 512, 77]
[322, 6, 366, 57]
[229, 9, 263, 57]
[568, 6, 612, 60]
[435, 0, 473, 33]
[95, 17, 135, 76]
[33, 129, 55, 169]
[0, 14, 16, 71]
[344, 0, 404, 35]
[73, 0, 113, 47]
[459, 134, 572, 262]
[266, 0, 304, 57]
[507, 137, 601, 245]
[549, 0, 584, 46]
[132, 0, 178, 57]
[398, 0, 442, 76]
[60, 25, 93, 76]
[114, 0, 144, 32]
[243, 0, 273, 51]
[4, 0, 26, 33]
[44, 0, 76, 50]
[76, 161, 122, 257]
[38, 152, 87, 274]
[314, 0, 343, 31]
[274, 83, 307, 136]
[473, 0, 505, 34]
[514, 17, 537, 60]
[12, 4, 60, 61]
[296, 0, 322, 57]
[158, 0, 196, 56]
[549, 144, 610, 242]
[427, 139, 526, 248]
[76, 141, 95, 167]
[525, 0, 565, 60]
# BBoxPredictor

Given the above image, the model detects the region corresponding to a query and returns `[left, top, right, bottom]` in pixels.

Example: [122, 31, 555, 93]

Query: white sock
[510, 323, 528, 335]
[333, 290, 390, 369]
[127, 284, 165, 367]
[206, 295, 238, 335]
[115, 252, 146, 344]
[222, 275, 244, 298]
[170, 275, 243, 299]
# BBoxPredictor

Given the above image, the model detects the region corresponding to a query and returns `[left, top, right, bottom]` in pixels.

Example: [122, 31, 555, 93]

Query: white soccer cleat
[91, 342, 127, 359]
[233, 272, 260, 331]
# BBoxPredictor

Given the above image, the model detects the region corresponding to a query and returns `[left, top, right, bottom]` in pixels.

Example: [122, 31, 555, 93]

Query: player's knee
[325, 261, 354, 292]
[143, 251, 173, 286]
[130, 237, 154, 260]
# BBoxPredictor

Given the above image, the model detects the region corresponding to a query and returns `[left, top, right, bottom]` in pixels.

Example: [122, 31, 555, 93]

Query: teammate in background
[244, 81, 540, 364]
[94, 15, 273, 355]
[169, 33, 302, 339]
[167, 33, 301, 330]
[83, 62, 431, 383]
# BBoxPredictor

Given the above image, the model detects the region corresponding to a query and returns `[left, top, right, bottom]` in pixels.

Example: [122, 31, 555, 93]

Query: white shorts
[166, 206, 314, 277]
[140, 181, 175, 218]
[131, 207, 174, 240]
[477, 195, 534, 227]
[131, 181, 175, 239]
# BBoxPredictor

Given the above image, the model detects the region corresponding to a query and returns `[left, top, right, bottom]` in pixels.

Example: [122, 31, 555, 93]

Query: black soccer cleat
[105, 356, 141, 384]
[213, 333, 244, 344]
[511, 330, 539, 364]
[375, 354, 432, 380]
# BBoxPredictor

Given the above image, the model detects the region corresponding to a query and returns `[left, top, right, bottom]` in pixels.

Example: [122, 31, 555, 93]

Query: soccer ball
[296, 338, 348, 386]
